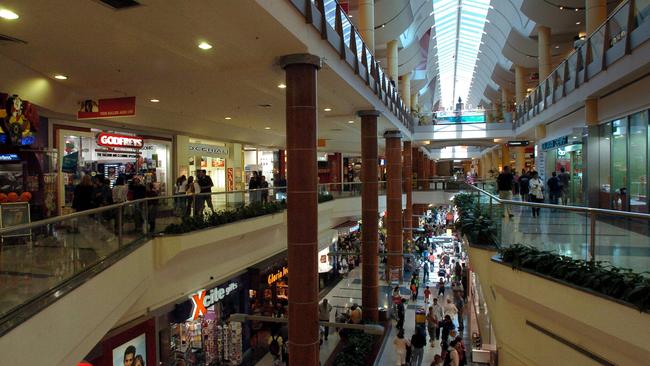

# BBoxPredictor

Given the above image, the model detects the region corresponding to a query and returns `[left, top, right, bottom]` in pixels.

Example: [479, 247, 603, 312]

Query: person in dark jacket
[410, 329, 427, 366]
[146, 183, 159, 233]
[496, 166, 514, 217]
[519, 169, 530, 201]
[72, 175, 94, 212]
[547, 172, 562, 204]
[130, 177, 147, 232]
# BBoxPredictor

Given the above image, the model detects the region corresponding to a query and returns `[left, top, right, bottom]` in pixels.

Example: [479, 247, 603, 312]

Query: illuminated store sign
[188, 143, 228, 156]
[187, 282, 238, 321]
[541, 136, 569, 151]
[96, 133, 143, 148]
[267, 266, 289, 286]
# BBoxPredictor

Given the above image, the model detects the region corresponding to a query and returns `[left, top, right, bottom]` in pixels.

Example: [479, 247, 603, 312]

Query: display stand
[0, 202, 31, 244]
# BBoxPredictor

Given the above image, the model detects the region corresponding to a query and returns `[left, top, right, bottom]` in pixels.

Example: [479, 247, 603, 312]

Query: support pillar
[411, 92, 419, 112]
[359, 110, 380, 322]
[501, 144, 511, 169]
[385, 130, 403, 283]
[585, 98, 599, 126]
[358, 0, 375, 52]
[279, 53, 321, 366]
[535, 124, 547, 141]
[502, 88, 513, 114]
[418, 150, 425, 189]
[515, 147, 526, 174]
[421, 151, 429, 184]
[585, 98, 600, 207]
[515, 65, 526, 105]
[492, 149, 501, 172]
[586, 0, 607, 35]
[403, 141, 413, 245]
[400, 72, 412, 111]
[387, 40, 399, 83]
[537, 25, 552, 80]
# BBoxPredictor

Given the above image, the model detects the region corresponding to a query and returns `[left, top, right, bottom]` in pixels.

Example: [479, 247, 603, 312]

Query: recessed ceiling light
[54, 74, 68, 80]
[224, 117, 232, 120]
[0, 9, 19, 20]
[264, 127, 271, 130]
[324, 108, 332, 112]
[150, 99, 160, 103]
[555, 45, 560, 49]
[576, 22, 581, 25]
[277, 83, 286, 89]
[348, 120, 354, 124]
[198, 42, 213, 50]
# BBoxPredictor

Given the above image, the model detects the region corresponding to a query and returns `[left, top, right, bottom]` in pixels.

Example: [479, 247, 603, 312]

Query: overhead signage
[0, 153, 19, 161]
[507, 140, 529, 147]
[267, 266, 289, 286]
[541, 135, 569, 151]
[188, 143, 228, 156]
[97, 133, 144, 148]
[188, 282, 239, 321]
[77, 96, 136, 120]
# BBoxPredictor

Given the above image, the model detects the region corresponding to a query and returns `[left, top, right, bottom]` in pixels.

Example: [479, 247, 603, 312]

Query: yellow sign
[267, 266, 289, 286]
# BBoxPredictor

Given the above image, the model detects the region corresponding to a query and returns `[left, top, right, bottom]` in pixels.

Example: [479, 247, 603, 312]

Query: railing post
[489, 196, 493, 218]
[143, 201, 149, 236]
[117, 205, 123, 247]
[589, 211, 597, 262]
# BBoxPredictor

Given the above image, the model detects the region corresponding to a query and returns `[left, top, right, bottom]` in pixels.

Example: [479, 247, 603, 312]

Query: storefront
[176, 136, 245, 192]
[586, 109, 650, 212]
[161, 275, 250, 365]
[243, 148, 280, 187]
[538, 131, 584, 205]
[53, 122, 172, 212]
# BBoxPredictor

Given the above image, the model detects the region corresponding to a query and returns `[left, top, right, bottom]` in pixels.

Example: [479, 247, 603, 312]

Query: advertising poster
[112, 333, 146, 366]
[78, 97, 136, 120]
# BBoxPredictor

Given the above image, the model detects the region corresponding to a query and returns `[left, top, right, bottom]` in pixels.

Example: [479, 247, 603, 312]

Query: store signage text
[188, 144, 229, 156]
[97, 133, 144, 148]
[541, 136, 569, 151]
[267, 266, 289, 286]
[77, 96, 136, 120]
[188, 282, 239, 321]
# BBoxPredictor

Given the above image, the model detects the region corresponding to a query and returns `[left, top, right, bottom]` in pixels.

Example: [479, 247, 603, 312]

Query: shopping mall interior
[0, 0, 649, 365]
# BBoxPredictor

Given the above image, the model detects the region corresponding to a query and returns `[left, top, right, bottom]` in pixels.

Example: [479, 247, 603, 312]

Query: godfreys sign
[96, 133, 144, 148]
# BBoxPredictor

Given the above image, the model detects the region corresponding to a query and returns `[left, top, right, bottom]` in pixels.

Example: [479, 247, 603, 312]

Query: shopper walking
[260, 175, 270, 203]
[184, 176, 197, 216]
[437, 277, 445, 297]
[448, 339, 461, 366]
[410, 330, 427, 366]
[393, 330, 410, 366]
[130, 177, 147, 232]
[424, 286, 432, 304]
[496, 166, 514, 218]
[145, 182, 159, 233]
[426, 306, 438, 347]
[558, 167, 571, 205]
[197, 169, 214, 211]
[174, 175, 187, 215]
[547, 171, 561, 204]
[431, 298, 444, 340]
[396, 298, 406, 331]
[318, 299, 333, 341]
[519, 169, 530, 201]
[528, 171, 544, 217]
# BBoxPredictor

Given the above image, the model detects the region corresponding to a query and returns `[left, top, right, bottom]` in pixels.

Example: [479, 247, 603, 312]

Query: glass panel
[594, 215, 650, 273]
[611, 118, 628, 210]
[629, 111, 648, 212]
[607, 3, 629, 48]
[599, 122, 612, 209]
[590, 27, 605, 65]
[634, 0, 650, 28]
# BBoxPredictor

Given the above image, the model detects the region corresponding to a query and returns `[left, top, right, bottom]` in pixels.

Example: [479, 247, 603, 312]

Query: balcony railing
[287, 0, 415, 132]
[515, 0, 650, 127]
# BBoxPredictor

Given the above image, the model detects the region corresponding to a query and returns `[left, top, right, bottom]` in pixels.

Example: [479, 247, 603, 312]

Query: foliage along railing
[499, 244, 650, 312]
[288, 0, 414, 132]
[452, 192, 499, 247]
[163, 192, 335, 235]
[515, 0, 650, 127]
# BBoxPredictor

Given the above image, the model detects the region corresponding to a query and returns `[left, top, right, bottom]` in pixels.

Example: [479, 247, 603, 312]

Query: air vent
[257, 104, 272, 108]
[0, 34, 27, 44]
[98, 0, 140, 10]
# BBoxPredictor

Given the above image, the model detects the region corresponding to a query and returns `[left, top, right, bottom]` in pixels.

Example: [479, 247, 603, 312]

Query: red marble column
[359, 110, 380, 322]
[422, 152, 429, 188]
[402, 141, 413, 244]
[385, 130, 403, 282]
[417, 150, 425, 189]
[280, 53, 321, 366]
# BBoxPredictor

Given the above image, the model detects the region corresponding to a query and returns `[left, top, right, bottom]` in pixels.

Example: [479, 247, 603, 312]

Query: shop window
[611, 118, 628, 210]
[598, 122, 611, 209]
[629, 111, 648, 212]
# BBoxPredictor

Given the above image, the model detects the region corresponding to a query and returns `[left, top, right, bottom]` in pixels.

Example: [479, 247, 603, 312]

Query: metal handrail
[463, 182, 650, 220]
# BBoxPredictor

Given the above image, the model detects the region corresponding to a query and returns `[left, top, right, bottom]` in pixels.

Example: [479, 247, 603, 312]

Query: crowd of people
[497, 165, 572, 218]
[173, 170, 215, 216]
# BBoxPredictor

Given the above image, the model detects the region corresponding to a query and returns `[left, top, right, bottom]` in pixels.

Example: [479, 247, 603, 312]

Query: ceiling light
[264, 127, 271, 130]
[559, 6, 564, 10]
[576, 22, 581, 25]
[277, 83, 286, 89]
[224, 117, 232, 120]
[150, 99, 160, 103]
[324, 108, 332, 112]
[575, 8, 579, 12]
[348, 120, 354, 124]
[54, 75, 68, 80]
[555, 45, 560, 49]
[198, 42, 213, 50]
[0, 9, 19, 20]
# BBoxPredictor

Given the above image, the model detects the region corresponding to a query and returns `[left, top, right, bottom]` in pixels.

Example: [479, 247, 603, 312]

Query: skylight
[432, 0, 490, 110]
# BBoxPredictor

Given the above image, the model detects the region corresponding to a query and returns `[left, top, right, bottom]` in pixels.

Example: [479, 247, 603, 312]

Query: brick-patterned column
[279, 53, 321, 366]
[385, 130, 403, 282]
[402, 141, 413, 244]
[359, 110, 380, 322]
[418, 150, 426, 189]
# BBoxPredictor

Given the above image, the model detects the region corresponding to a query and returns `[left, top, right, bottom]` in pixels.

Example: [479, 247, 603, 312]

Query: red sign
[96, 133, 144, 148]
[77, 96, 136, 120]
[227, 168, 234, 191]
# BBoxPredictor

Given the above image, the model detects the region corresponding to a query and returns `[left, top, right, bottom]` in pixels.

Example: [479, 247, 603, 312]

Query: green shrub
[318, 192, 334, 203]
[454, 205, 497, 246]
[499, 244, 650, 312]
[333, 331, 378, 366]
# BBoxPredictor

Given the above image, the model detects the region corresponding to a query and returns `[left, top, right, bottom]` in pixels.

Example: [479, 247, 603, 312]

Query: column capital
[383, 130, 402, 139]
[357, 110, 381, 118]
[278, 53, 322, 69]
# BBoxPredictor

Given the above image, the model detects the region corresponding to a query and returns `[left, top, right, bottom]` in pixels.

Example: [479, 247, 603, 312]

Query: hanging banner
[77, 97, 136, 120]
[227, 168, 234, 191]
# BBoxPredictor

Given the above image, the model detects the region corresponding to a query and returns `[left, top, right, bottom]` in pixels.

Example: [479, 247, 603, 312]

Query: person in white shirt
[431, 297, 445, 340]
[444, 298, 458, 318]
[393, 330, 410, 366]
[528, 171, 545, 217]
